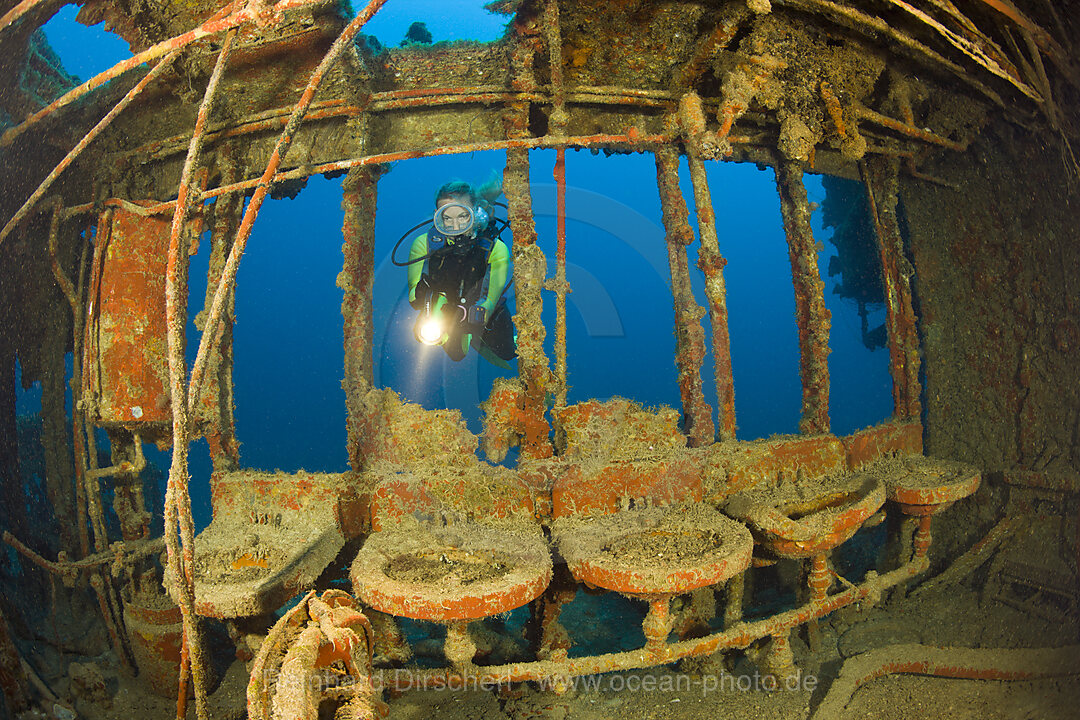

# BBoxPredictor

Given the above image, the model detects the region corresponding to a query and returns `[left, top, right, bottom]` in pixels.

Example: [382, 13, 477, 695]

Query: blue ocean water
[25, 5, 893, 536]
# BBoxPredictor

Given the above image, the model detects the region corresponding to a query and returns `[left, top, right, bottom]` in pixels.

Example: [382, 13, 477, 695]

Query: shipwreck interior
[1, 0, 1079, 718]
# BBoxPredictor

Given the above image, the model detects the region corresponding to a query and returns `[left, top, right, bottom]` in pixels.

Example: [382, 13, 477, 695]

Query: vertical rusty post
[861, 156, 921, 420]
[912, 515, 933, 559]
[195, 155, 242, 471]
[775, 159, 832, 435]
[72, 208, 97, 558]
[542, 0, 567, 132]
[655, 146, 715, 447]
[502, 7, 552, 459]
[545, 0, 570, 411]
[806, 553, 831, 654]
[340, 166, 381, 472]
[504, 153, 553, 459]
[678, 93, 736, 440]
[164, 30, 235, 720]
[551, 149, 568, 409]
[723, 573, 745, 629]
[43, 204, 77, 553]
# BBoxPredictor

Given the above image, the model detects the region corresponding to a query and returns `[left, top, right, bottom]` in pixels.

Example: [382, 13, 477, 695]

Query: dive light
[414, 292, 464, 347]
[416, 314, 446, 345]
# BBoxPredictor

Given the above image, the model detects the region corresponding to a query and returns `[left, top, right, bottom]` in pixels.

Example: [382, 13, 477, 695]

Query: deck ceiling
[0, 0, 1076, 204]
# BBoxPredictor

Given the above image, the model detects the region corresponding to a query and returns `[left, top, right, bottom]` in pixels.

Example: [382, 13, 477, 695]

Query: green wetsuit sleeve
[483, 240, 510, 314]
[407, 233, 428, 302]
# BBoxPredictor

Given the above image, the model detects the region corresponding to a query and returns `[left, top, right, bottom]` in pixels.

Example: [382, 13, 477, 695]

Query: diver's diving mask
[433, 202, 488, 237]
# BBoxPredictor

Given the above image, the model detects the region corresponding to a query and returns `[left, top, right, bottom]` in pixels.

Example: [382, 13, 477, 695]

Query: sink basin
[726, 473, 886, 559]
[351, 522, 551, 621]
[882, 455, 981, 515]
[553, 504, 753, 596]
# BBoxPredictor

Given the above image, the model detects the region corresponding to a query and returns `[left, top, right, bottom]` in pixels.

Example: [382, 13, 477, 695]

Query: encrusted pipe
[654, 146, 714, 447]
[164, 30, 235, 720]
[679, 93, 737, 439]
[643, 597, 674, 653]
[340, 166, 381, 472]
[810, 643, 1080, 720]
[70, 212, 94, 557]
[90, 571, 134, 673]
[542, 0, 567, 133]
[806, 553, 831, 653]
[861, 156, 921, 420]
[854, 105, 966, 151]
[912, 515, 933, 559]
[723, 573, 745, 629]
[775, 160, 831, 435]
[196, 157, 242, 470]
[380, 554, 931, 690]
[44, 203, 77, 553]
[198, 133, 671, 202]
[552, 148, 568, 409]
[444, 622, 477, 671]
[0, 0, 57, 35]
[504, 149, 553, 459]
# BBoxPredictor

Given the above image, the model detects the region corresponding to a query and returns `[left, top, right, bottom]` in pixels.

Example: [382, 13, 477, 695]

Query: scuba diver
[392, 177, 517, 367]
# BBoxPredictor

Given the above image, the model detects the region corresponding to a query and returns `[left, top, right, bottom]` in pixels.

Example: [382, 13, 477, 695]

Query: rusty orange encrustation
[84, 202, 174, 430]
[842, 420, 923, 469]
[351, 525, 552, 621]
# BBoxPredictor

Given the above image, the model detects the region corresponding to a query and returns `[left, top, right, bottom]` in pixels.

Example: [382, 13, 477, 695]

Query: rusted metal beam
[504, 149, 553, 459]
[0, 0, 60, 36]
[544, 1, 569, 411]
[775, 160, 831, 435]
[163, 29, 235, 720]
[195, 157, 242, 471]
[854, 105, 966, 151]
[70, 210, 94, 558]
[542, 0, 567, 133]
[0, 51, 181, 246]
[341, 166, 381, 472]
[968, 0, 1076, 88]
[678, 93, 736, 440]
[200, 133, 671, 200]
[654, 146, 714, 447]
[861, 155, 921, 420]
[878, 0, 1040, 99]
[127, 87, 675, 165]
[551, 148, 569, 410]
[57, 133, 674, 223]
